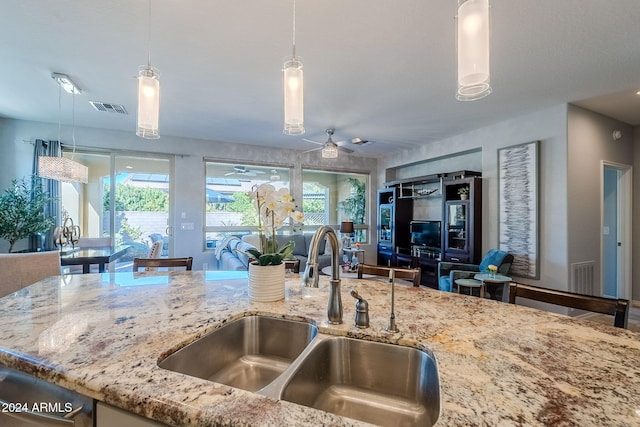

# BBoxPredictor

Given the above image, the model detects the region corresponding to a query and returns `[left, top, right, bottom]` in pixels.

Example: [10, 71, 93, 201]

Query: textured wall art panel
[498, 141, 539, 279]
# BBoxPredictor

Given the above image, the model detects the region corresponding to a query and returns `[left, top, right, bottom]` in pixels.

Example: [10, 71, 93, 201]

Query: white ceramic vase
[248, 263, 285, 302]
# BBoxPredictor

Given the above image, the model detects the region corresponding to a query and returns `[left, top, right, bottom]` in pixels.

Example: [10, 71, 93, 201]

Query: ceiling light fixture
[51, 73, 81, 94]
[321, 142, 338, 159]
[456, 0, 492, 101]
[39, 76, 88, 184]
[283, 0, 304, 135]
[136, 0, 160, 139]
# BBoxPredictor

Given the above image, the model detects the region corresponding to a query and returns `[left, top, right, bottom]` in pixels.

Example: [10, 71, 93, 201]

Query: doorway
[601, 162, 632, 299]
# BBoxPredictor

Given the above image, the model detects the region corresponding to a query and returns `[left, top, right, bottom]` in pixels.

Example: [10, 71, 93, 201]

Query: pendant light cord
[71, 92, 77, 160]
[291, 0, 296, 59]
[57, 85, 62, 152]
[147, 0, 152, 67]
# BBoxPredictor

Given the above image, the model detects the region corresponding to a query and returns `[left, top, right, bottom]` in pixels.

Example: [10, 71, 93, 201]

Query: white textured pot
[248, 263, 285, 302]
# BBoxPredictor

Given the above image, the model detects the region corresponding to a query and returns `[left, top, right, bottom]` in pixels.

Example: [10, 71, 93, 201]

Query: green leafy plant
[338, 177, 366, 224]
[458, 186, 470, 195]
[0, 176, 55, 252]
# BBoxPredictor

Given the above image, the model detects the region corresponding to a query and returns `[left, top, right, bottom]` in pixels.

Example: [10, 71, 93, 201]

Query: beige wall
[567, 105, 635, 298]
[380, 104, 569, 290]
[0, 119, 378, 267]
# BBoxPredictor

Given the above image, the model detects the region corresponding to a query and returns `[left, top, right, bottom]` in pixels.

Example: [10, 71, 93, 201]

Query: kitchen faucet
[302, 226, 343, 324]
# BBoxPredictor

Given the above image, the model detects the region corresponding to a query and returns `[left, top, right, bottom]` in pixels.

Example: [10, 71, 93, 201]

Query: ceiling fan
[224, 165, 265, 177]
[303, 129, 354, 157]
[269, 169, 281, 181]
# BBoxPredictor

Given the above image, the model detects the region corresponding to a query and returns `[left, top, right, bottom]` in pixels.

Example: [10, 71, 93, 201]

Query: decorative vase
[248, 263, 285, 302]
[460, 194, 468, 200]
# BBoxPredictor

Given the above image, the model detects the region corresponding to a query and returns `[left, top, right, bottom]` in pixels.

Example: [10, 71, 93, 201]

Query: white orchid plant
[245, 183, 304, 266]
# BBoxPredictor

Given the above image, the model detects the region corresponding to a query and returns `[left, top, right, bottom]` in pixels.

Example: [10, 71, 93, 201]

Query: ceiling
[1, 1, 639, 158]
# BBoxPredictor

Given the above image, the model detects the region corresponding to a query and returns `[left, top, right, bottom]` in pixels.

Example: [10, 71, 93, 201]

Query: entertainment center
[377, 170, 482, 288]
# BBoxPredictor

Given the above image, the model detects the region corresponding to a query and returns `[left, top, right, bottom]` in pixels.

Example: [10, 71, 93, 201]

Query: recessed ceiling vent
[89, 101, 128, 115]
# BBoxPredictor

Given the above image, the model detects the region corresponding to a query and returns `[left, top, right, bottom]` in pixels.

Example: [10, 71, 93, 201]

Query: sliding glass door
[61, 150, 173, 269]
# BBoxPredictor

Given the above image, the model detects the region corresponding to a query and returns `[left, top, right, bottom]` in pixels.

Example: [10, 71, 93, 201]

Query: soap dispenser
[350, 289, 369, 328]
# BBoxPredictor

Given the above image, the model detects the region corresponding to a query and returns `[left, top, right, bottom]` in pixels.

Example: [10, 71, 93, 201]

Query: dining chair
[508, 282, 629, 329]
[357, 264, 421, 287]
[133, 257, 194, 272]
[0, 251, 61, 298]
[148, 241, 163, 259]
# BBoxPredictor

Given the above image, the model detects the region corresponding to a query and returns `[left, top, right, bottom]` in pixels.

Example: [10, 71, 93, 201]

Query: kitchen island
[0, 271, 638, 426]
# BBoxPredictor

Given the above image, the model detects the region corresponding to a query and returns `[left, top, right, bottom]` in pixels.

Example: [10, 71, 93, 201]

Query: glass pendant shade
[322, 143, 338, 159]
[137, 65, 160, 139]
[283, 57, 305, 135]
[456, 0, 491, 101]
[38, 156, 88, 184]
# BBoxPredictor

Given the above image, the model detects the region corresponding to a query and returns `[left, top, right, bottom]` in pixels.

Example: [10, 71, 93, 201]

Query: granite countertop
[0, 271, 639, 426]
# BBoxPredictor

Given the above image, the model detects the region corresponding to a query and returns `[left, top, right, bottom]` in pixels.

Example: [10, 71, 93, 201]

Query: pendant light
[137, 0, 160, 139]
[38, 75, 89, 184]
[456, 0, 491, 101]
[283, 0, 304, 135]
[321, 142, 338, 159]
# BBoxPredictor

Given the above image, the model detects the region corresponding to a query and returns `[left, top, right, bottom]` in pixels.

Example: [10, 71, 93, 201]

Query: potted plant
[0, 176, 55, 252]
[457, 186, 469, 200]
[243, 183, 304, 301]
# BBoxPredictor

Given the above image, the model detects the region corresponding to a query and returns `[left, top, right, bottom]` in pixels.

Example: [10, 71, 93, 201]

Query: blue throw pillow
[479, 249, 507, 272]
[439, 276, 452, 292]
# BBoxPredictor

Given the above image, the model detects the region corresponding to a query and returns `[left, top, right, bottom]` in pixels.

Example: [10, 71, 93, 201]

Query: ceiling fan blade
[302, 138, 323, 146]
[224, 171, 236, 176]
[337, 146, 354, 154]
[303, 146, 323, 154]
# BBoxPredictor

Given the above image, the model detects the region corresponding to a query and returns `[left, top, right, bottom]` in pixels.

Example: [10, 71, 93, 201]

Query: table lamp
[340, 221, 354, 248]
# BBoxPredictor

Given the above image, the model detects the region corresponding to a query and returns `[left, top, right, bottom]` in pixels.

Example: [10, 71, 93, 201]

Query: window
[204, 161, 292, 250]
[302, 169, 369, 243]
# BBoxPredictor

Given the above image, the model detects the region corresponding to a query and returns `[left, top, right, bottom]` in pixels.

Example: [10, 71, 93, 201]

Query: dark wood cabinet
[377, 188, 412, 266]
[377, 171, 482, 287]
[442, 177, 482, 264]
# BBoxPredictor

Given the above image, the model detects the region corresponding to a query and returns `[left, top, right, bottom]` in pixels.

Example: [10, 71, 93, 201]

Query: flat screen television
[410, 220, 441, 249]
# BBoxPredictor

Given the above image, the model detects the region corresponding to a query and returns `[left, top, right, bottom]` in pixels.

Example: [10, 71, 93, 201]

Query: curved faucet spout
[302, 226, 341, 288]
[302, 226, 343, 324]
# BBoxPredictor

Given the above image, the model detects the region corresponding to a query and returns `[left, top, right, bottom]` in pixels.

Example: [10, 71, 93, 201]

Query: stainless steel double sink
[159, 316, 440, 426]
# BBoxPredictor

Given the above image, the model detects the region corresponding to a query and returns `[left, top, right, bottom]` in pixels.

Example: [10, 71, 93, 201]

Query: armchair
[438, 249, 513, 293]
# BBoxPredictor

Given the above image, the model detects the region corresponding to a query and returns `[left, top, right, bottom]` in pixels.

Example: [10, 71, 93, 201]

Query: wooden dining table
[60, 245, 130, 274]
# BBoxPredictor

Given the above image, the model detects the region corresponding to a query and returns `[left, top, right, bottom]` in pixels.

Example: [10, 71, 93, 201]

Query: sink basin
[160, 315, 439, 426]
[158, 316, 317, 392]
[278, 336, 440, 427]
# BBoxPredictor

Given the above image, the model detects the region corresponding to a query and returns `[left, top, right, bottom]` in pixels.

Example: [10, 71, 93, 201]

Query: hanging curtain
[32, 139, 61, 251]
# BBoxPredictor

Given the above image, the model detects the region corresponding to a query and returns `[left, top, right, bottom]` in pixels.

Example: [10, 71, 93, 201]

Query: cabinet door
[378, 204, 393, 243]
[445, 202, 468, 252]
[96, 402, 165, 426]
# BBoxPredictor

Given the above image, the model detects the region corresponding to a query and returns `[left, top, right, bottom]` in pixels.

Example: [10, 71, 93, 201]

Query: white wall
[380, 104, 569, 290]
[0, 119, 378, 267]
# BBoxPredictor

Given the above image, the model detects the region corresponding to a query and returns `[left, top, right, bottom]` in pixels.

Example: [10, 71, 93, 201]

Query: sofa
[215, 234, 333, 272]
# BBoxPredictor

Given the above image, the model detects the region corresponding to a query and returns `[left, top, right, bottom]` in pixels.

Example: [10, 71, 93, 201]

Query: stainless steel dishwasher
[0, 364, 93, 426]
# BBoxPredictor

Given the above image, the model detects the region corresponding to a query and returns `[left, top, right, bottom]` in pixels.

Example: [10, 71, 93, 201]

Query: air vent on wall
[89, 101, 128, 115]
